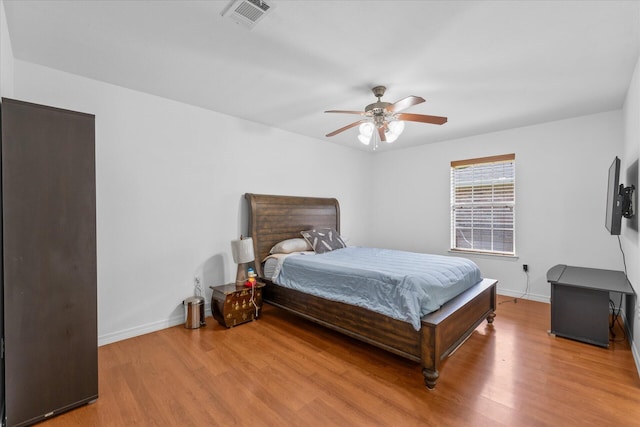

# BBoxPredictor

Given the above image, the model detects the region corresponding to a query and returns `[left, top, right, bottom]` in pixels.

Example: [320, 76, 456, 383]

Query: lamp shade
[358, 122, 374, 145]
[359, 122, 374, 136]
[358, 133, 372, 145]
[388, 120, 405, 135]
[231, 237, 255, 264]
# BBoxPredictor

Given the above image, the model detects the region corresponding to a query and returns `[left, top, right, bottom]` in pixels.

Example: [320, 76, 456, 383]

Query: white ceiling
[3, 0, 640, 152]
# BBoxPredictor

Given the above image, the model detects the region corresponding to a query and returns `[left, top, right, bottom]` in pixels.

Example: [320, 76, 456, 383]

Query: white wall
[0, 0, 14, 97]
[622, 52, 640, 370]
[370, 111, 625, 302]
[13, 60, 372, 345]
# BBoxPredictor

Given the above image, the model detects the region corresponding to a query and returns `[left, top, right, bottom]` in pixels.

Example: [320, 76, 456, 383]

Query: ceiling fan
[325, 86, 447, 147]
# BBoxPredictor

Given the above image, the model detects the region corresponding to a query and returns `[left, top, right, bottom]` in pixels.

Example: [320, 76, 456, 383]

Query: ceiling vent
[221, 0, 275, 29]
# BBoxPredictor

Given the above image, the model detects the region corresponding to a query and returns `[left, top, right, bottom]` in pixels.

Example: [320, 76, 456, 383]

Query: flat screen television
[606, 156, 632, 235]
[605, 157, 623, 235]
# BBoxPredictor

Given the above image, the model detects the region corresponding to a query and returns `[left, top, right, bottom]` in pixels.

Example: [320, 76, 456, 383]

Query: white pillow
[270, 238, 312, 254]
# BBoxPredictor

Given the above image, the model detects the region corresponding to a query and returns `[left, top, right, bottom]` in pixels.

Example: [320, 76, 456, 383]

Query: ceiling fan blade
[326, 120, 366, 137]
[378, 126, 386, 142]
[396, 113, 448, 125]
[385, 96, 425, 113]
[325, 110, 368, 115]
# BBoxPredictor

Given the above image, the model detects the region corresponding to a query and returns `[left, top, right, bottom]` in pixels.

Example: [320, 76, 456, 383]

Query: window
[450, 154, 515, 255]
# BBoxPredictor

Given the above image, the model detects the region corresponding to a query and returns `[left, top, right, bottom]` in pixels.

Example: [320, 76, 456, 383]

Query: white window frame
[450, 154, 516, 256]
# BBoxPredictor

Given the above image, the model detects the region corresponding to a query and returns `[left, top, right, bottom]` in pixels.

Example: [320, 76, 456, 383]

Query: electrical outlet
[522, 264, 528, 272]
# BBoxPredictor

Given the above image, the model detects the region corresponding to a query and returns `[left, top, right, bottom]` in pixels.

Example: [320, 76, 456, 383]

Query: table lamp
[231, 236, 255, 287]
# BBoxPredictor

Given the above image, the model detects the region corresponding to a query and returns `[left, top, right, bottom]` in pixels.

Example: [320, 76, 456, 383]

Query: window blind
[450, 154, 515, 255]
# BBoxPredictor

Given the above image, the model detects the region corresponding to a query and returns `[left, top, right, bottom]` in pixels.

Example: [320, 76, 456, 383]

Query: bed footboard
[420, 278, 497, 389]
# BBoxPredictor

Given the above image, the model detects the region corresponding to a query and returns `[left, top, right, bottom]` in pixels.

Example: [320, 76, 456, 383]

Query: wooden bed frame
[246, 193, 497, 389]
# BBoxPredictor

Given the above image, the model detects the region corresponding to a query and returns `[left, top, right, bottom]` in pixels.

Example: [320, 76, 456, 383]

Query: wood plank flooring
[38, 296, 640, 426]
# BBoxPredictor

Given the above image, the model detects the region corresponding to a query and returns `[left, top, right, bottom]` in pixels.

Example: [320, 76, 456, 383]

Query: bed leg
[487, 311, 496, 324]
[422, 368, 439, 390]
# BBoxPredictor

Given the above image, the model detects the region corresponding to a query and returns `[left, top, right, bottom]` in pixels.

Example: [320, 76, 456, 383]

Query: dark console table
[546, 264, 635, 348]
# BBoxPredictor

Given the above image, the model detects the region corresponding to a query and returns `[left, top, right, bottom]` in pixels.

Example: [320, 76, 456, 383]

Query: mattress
[263, 256, 279, 281]
[270, 247, 482, 330]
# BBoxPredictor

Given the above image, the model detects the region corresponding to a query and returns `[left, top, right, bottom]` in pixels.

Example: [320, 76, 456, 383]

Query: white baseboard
[497, 289, 549, 304]
[98, 304, 213, 346]
[632, 338, 640, 378]
[622, 309, 640, 378]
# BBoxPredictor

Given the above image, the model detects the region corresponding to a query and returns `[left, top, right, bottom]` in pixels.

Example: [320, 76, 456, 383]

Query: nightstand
[210, 282, 265, 328]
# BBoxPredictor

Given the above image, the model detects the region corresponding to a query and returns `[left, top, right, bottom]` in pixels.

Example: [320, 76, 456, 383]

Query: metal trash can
[184, 296, 206, 329]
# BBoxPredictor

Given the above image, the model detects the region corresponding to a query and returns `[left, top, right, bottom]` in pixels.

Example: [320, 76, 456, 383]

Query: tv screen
[605, 156, 622, 235]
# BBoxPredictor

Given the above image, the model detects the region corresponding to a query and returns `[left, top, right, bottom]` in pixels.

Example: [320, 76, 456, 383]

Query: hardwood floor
[38, 296, 640, 426]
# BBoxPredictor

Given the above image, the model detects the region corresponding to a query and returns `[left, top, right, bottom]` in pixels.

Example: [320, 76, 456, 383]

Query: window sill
[448, 249, 519, 260]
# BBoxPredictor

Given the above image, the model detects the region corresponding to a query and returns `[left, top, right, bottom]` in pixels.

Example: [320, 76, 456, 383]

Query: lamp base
[235, 263, 248, 287]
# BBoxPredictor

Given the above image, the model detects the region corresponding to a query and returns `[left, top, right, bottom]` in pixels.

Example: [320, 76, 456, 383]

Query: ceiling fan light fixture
[388, 120, 405, 135]
[384, 120, 404, 143]
[359, 122, 374, 136]
[324, 85, 447, 150]
[358, 122, 374, 145]
[385, 132, 399, 143]
[358, 133, 372, 145]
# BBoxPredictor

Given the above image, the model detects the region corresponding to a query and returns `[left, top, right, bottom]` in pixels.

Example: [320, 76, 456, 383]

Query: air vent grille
[222, 0, 275, 29]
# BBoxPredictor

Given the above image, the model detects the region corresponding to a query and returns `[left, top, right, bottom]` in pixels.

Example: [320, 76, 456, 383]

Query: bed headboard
[245, 193, 340, 279]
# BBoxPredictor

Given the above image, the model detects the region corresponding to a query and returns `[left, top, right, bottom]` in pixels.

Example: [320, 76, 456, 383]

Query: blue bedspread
[274, 247, 482, 330]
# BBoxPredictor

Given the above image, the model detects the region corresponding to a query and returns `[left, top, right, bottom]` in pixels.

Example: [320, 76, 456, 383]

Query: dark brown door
[1, 98, 97, 427]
